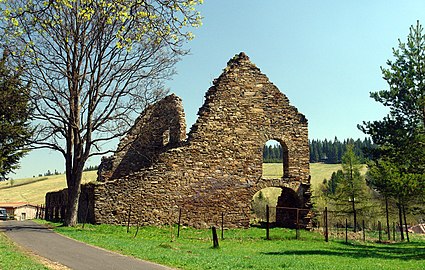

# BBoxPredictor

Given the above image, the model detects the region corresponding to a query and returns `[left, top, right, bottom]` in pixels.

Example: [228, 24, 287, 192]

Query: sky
[11, 0, 425, 179]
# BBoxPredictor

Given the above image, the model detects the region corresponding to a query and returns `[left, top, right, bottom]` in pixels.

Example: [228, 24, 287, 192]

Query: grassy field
[0, 171, 97, 205]
[263, 163, 367, 187]
[41, 221, 425, 270]
[0, 232, 49, 270]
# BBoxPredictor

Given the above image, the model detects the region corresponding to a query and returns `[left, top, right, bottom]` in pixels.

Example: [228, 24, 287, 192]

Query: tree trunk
[352, 196, 357, 232]
[402, 204, 409, 242]
[385, 196, 390, 240]
[64, 166, 84, 226]
[397, 201, 404, 241]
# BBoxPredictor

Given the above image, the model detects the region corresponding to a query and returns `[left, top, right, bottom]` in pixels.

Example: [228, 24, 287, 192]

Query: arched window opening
[262, 139, 289, 178]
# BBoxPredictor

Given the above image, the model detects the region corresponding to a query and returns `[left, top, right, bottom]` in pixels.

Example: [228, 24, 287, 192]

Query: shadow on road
[0, 220, 53, 233]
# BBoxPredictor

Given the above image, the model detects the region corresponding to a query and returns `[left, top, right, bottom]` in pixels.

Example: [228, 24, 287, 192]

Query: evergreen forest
[263, 137, 375, 163]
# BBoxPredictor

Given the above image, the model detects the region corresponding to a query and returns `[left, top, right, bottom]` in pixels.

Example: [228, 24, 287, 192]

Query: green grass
[262, 163, 285, 179]
[262, 163, 347, 188]
[0, 232, 49, 270]
[42, 221, 425, 270]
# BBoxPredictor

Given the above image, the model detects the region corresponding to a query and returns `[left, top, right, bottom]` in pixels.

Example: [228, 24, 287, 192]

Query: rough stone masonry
[46, 52, 311, 228]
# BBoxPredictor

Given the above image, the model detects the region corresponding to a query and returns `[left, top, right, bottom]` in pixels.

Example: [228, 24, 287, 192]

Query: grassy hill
[263, 163, 367, 186]
[0, 164, 364, 205]
[0, 171, 97, 205]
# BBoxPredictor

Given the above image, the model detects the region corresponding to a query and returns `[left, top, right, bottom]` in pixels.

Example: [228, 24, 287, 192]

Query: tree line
[359, 22, 425, 241]
[318, 22, 424, 242]
[263, 137, 375, 163]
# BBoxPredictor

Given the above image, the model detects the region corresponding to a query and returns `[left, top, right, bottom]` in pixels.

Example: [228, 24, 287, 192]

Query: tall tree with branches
[0, 0, 202, 226]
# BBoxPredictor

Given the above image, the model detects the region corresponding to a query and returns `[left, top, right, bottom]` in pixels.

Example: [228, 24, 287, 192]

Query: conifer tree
[336, 144, 365, 232]
[360, 21, 425, 223]
[0, 51, 32, 180]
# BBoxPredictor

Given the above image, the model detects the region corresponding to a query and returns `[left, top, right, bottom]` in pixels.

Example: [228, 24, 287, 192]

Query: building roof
[0, 202, 38, 208]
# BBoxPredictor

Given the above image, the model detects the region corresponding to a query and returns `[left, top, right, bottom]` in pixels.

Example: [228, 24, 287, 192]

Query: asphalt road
[0, 220, 174, 270]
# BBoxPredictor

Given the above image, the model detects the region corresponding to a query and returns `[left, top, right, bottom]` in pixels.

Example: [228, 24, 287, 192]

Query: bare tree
[0, 0, 202, 226]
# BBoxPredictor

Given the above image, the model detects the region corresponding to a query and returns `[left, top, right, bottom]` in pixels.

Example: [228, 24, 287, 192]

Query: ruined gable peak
[223, 52, 258, 72]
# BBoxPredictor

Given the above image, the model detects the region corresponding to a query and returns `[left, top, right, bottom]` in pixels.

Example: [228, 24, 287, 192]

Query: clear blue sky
[12, 0, 425, 179]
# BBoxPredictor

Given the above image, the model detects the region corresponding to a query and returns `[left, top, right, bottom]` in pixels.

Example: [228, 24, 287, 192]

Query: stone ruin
[46, 52, 311, 228]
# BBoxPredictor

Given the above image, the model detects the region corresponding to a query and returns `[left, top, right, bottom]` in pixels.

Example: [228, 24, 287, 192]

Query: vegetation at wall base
[0, 232, 49, 270]
[39, 221, 425, 270]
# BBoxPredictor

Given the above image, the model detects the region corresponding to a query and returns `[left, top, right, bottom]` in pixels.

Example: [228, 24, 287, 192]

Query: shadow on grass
[262, 241, 425, 261]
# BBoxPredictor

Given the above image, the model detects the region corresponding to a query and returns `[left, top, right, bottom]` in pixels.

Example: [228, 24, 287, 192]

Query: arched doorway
[262, 139, 289, 178]
[251, 187, 281, 224]
[252, 186, 308, 228]
[275, 187, 303, 228]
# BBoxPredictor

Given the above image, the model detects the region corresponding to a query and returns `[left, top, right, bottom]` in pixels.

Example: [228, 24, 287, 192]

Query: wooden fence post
[378, 221, 382, 243]
[325, 207, 328, 242]
[296, 209, 299, 240]
[126, 204, 132, 233]
[362, 220, 365, 242]
[221, 212, 224, 240]
[266, 205, 270, 240]
[134, 221, 140, 238]
[82, 198, 90, 229]
[177, 208, 182, 238]
[345, 219, 348, 243]
[212, 226, 219, 248]
[393, 222, 396, 242]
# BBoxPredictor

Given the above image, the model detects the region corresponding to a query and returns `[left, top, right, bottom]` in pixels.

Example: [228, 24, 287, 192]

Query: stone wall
[92, 52, 311, 228]
[45, 184, 95, 223]
[98, 94, 186, 181]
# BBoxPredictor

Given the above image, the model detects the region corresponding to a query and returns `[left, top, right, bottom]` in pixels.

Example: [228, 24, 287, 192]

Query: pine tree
[0, 52, 32, 180]
[324, 170, 344, 195]
[360, 21, 425, 218]
[336, 144, 365, 232]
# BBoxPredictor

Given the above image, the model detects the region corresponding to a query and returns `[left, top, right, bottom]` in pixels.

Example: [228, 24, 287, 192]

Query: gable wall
[93, 53, 310, 228]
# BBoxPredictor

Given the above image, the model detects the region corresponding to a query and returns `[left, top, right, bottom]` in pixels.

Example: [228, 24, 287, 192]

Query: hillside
[0, 164, 363, 205]
[0, 171, 97, 205]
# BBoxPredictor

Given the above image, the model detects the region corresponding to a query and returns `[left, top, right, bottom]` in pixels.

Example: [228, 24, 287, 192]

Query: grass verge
[40, 221, 425, 270]
[0, 232, 50, 270]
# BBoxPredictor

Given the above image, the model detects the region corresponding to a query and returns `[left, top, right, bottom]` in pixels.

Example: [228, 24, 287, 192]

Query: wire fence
[313, 207, 417, 243]
[41, 203, 421, 244]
